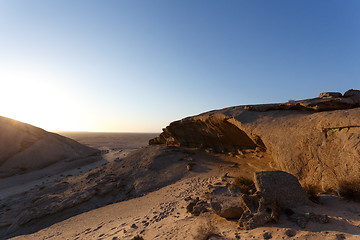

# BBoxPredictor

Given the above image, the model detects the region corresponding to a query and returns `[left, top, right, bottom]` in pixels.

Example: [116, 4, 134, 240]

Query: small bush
[193, 220, 219, 240]
[339, 180, 360, 202]
[233, 176, 256, 194]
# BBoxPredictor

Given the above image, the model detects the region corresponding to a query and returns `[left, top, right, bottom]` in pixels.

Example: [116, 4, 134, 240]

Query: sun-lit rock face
[149, 114, 262, 153]
[150, 90, 360, 190]
[0, 116, 99, 178]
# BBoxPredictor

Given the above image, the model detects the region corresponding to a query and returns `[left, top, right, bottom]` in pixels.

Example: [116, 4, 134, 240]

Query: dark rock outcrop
[344, 89, 360, 105]
[186, 197, 208, 216]
[149, 90, 360, 190]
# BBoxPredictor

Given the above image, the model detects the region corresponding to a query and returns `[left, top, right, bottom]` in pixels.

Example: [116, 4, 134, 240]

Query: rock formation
[210, 185, 244, 219]
[254, 171, 310, 208]
[238, 171, 310, 230]
[208, 171, 313, 230]
[0, 116, 99, 177]
[150, 90, 360, 191]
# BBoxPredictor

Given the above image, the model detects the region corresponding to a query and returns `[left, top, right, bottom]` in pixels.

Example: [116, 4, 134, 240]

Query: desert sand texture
[7, 146, 360, 240]
[2, 142, 273, 238]
[0, 132, 158, 198]
[0, 132, 158, 238]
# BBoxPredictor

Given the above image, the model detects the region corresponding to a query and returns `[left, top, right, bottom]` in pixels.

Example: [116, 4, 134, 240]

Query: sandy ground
[0, 156, 104, 199]
[3, 133, 360, 239]
[0, 133, 156, 201]
[11, 176, 360, 240]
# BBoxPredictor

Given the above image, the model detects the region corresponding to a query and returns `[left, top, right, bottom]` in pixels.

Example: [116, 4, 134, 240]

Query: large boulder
[150, 90, 360, 191]
[238, 171, 308, 230]
[254, 171, 310, 208]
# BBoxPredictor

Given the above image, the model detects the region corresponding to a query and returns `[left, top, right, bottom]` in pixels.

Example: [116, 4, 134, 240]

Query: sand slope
[0, 116, 100, 178]
[1, 145, 274, 238]
[11, 174, 360, 240]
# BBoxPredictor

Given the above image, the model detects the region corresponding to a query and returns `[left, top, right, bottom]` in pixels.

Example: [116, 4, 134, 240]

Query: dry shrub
[339, 180, 360, 202]
[193, 219, 220, 240]
[232, 176, 255, 194]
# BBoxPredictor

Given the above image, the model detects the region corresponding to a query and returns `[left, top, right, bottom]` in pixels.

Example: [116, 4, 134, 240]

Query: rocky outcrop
[344, 89, 360, 105]
[186, 197, 208, 216]
[238, 171, 309, 229]
[318, 92, 342, 99]
[243, 89, 360, 112]
[0, 116, 99, 177]
[210, 185, 244, 219]
[150, 90, 360, 190]
[254, 171, 310, 208]
[149, 114, 260, 152]
[209, 171, 310, 230]
[238, 195, 280, 230]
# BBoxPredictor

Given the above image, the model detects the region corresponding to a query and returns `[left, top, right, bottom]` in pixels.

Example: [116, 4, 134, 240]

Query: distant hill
[0, 116, 99, 178]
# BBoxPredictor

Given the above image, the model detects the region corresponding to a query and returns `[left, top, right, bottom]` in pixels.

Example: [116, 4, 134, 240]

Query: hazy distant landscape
[58, 132, 158, 150]
[58, 132, 159, 160]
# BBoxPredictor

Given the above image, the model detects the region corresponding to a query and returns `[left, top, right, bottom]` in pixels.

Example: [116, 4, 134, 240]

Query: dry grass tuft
[193, 219, 220, 240]
[232, 176, 256, 194]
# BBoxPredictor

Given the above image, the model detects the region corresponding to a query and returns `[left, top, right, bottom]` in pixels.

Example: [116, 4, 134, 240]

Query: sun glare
[1, 65, 86, 131]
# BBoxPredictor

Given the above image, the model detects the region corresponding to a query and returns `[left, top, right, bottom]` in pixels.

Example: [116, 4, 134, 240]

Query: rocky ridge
[150, 89, 360, 191]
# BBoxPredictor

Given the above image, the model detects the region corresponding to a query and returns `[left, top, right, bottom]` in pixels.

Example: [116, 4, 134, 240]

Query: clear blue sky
[0, 0, 359, 132]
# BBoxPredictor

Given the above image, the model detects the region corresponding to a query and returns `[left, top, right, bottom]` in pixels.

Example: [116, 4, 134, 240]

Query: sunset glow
[1, 1, 359, 132]
[1, 64, 86, 131]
